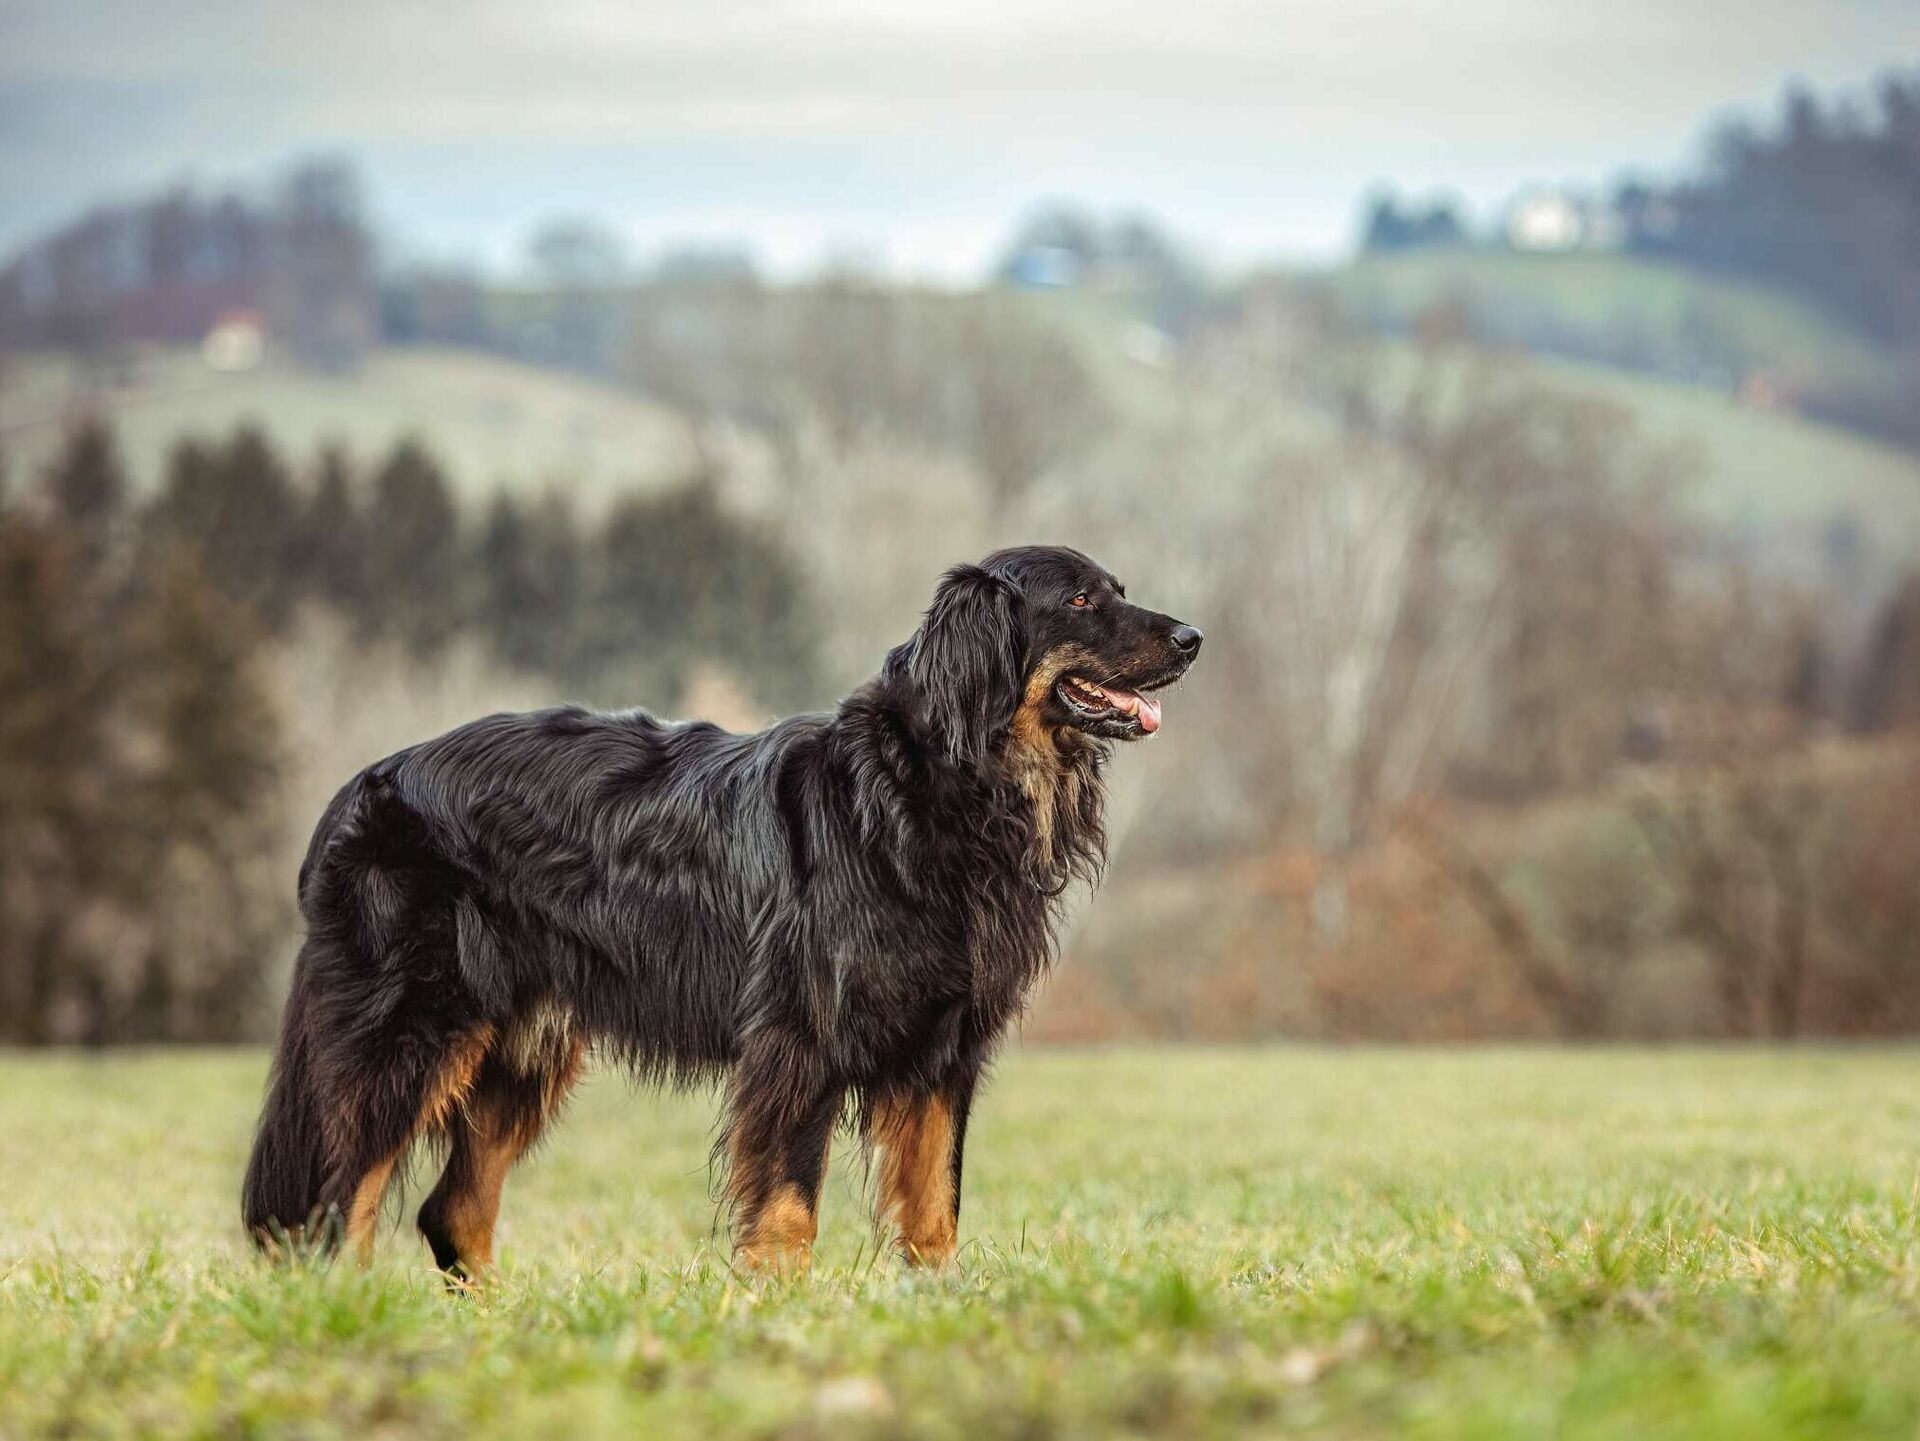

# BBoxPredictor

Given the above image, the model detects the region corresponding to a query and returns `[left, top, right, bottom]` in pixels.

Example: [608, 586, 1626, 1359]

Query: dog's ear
[907, 564, 1029, 769]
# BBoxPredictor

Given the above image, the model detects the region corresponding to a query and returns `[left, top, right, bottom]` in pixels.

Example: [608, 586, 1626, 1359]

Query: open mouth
[1056, 674, 1166, 735]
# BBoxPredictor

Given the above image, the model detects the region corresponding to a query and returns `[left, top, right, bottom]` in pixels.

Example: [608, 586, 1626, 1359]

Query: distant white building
[1504, 188, 1627, 254]
[1505, 190, 1584, 252]
[202, 310, 266, 372]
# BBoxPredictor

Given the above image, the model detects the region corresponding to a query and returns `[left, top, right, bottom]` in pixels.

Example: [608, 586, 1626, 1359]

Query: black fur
[242, 544, 1201, 1270]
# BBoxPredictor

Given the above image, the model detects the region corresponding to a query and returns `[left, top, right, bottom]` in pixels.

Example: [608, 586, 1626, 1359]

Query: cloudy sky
[2, 0, 1914, 279]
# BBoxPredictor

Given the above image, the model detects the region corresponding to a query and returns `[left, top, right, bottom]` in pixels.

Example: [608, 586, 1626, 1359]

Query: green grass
[4, 1047, 1920, 1438]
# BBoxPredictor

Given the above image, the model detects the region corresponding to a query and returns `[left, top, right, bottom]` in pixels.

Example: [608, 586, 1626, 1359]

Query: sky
[1, 0, 1915, 281]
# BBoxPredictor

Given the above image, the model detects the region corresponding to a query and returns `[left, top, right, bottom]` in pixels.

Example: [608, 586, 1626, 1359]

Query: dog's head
[898, 545, 1202, 768]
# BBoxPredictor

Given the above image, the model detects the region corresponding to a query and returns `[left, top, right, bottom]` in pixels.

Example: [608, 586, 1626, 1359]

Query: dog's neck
[999, 704, 1105, 893]
[853, 656, 1107, 890]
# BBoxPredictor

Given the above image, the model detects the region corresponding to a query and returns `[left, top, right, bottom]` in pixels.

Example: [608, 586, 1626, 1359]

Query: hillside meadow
[0, 346, 702, 506]
[1331, 250, 1889, 393]
[3, 1046, 1919, 1439]
[9, 255, 1920, 576]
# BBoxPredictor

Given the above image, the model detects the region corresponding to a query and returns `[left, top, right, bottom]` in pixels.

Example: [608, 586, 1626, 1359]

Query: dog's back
[244, 703, 824, 1255]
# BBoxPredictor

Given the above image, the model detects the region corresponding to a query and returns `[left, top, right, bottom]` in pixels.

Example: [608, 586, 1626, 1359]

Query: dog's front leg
[869, 1065, 978, 1267]
[723, 1031, 841, 1275]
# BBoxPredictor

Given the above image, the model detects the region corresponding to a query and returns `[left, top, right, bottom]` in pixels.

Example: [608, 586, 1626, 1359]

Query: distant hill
[1338, 71, 1920, 444]
[8, 301, 1920, 575]
[1327, 250, 1887, 401]
[1533, 354, 1920, 558]
[0, 345, 702, 502]
[1036, 280, 1920, 564]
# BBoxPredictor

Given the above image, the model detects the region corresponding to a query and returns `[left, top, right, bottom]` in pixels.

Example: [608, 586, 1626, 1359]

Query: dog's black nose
[1171, 624, 1204, 657]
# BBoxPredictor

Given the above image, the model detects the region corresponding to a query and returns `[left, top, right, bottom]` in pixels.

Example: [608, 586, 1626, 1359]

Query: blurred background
[2, 2, 1917, 1047]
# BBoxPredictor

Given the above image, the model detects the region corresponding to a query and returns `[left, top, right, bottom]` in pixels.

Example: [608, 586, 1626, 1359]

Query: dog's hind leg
[419, 1030, 587, 1280]
[722, 1032, 842, 1275]
[318, 1022, 495, 1265]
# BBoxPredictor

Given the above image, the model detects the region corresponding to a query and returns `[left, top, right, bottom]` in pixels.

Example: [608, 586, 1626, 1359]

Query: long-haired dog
[243, 544, 1201, 1275]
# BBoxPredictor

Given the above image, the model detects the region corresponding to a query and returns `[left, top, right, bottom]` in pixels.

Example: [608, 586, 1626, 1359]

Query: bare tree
[1146, 302, 1691, 926]
[266, 157, 375, 372]
[1630, 764, 1820, 1038]
[945, 296, 1105, 523]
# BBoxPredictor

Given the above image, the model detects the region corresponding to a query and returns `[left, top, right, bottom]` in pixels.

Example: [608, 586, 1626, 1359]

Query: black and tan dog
[243, 544, 1201, 1275]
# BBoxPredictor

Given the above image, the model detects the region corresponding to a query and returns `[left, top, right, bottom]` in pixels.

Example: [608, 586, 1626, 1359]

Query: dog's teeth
[1064, 676, 1112, 706]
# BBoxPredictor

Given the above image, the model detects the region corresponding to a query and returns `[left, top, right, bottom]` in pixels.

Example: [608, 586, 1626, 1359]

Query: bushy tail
[242, 968, 333, 1253]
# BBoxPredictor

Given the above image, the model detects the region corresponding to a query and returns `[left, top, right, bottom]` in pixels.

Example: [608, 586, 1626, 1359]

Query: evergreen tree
[152, 426, 301, 629]
[302, 444, 369, 619]
[475, 491, 539, 668]
[123, 545, 287, 1040]
[363, 439, 463, 655]
[0, 421, 288, 1043]
[577, 473, 819, 712]
[42, 415, 125, 566]
[0, 512, 109, 1040]
[473, 489, 588, 680]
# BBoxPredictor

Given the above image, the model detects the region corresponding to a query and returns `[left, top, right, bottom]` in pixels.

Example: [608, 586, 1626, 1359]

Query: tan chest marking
[1003, 643, 1097, 876]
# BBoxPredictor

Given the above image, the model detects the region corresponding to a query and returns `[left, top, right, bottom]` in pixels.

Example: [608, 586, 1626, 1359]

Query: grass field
[1532, 355, 1920, 548]
[4, 1047, 1920, 1439]
[0, 346, 700, 503]
[1329, 250, 1888, 392]
[1049, 278, 1920, 559]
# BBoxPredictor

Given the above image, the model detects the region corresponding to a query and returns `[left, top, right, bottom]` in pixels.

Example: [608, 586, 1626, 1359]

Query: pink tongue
[1104, 686, 1163, 733]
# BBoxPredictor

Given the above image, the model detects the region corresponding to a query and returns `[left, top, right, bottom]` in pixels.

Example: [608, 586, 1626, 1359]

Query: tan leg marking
[539, 1036, 588, 1115]
[734, 1184, 821, 1274]
[438, 1133, 514, 1272]
[730, 1124, 833, 1275]
[871, 1094, 958, 1267]
[439, 1040, 586, 1275]
[345, 1152, 400, 1265]
[340, 1026, 496, 1266]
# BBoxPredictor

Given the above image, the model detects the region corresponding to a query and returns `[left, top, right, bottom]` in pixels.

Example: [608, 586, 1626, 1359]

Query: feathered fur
[241, 544, 1200, 1273]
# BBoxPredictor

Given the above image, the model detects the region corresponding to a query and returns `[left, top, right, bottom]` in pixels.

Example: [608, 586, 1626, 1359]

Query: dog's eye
[1067, 592, 1091, 608]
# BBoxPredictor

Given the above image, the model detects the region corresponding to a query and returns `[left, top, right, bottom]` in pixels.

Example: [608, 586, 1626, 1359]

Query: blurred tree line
[1, 424, 282, 1042]
[1345, 68, 1920, 354]
[1356, 192, 1470, 255]
[0, 158, 376, 372]
[0, 420, 818, 1044]
[1044, 295, 1920, 1043]
[1648, 70, 1920, 347]
[1635, 70, 1920, 446]
[146, 426, 818, 710]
